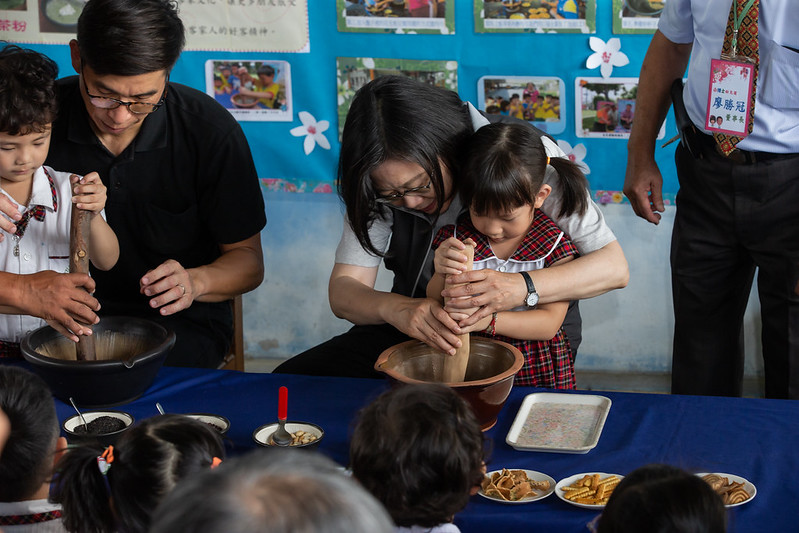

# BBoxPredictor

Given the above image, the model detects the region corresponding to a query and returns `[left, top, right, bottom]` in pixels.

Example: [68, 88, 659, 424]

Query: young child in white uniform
[0, 44, 118, 357]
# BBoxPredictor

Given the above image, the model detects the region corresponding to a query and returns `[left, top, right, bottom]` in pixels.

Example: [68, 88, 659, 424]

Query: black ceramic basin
[21, 316, 175, 407]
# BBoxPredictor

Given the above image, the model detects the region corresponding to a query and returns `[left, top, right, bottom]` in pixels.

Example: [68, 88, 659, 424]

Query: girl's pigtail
[547, 156, 590, 218]
[51, 443, 117, 533]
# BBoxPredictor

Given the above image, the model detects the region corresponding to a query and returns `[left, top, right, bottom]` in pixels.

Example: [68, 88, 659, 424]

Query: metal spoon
[272, 386, 292, 446]
[69, 397, 88, 430]
[156, 402, 165, 415]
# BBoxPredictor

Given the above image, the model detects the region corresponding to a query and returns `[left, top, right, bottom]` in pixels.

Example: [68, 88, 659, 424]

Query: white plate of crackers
[555, 472, 623, 509]
[479, 468, 556, 504]
[696, 472, 756, 507]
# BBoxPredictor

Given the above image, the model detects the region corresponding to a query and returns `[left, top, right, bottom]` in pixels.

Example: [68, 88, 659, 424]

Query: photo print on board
[475, 0, 596, 34]
[205, 59, 292, 122]
[477, 75, 567, 135]
[337, 0, 454, 34]
[336, 57, 458, 138]
[575, 77, 665, 139]
[612, 0, 665, 34]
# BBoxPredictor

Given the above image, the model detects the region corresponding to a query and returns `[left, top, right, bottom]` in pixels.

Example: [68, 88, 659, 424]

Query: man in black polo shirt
[44, 0, 266, 367]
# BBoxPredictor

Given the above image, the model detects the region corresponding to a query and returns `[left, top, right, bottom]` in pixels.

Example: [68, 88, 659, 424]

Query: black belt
[695, 131, 797, 165]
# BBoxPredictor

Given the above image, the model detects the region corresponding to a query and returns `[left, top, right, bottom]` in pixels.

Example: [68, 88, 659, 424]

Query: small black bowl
[184, 413, 231, 436]
[63, 410, 134, 447]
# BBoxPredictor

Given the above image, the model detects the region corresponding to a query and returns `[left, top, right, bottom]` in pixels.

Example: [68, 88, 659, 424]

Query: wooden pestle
[70, 175, 97, 361]
[441, 243, 474, 383]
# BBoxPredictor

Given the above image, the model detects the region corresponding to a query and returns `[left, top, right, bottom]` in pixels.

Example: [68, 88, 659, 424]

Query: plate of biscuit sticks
[696, 472, 756, 507]
[555, 472, 623, 509]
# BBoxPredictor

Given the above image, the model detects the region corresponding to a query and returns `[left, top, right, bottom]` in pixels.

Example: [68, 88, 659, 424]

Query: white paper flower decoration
[290, 111, 330, 155]
[586, 37, 629, 79]
[557, 139, 591, 175]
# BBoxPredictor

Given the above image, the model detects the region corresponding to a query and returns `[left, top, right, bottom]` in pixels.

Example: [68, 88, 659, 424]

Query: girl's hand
[458, 312, 494, 335]
[71, 172, 107, 215]
[433, 237, 476, 275]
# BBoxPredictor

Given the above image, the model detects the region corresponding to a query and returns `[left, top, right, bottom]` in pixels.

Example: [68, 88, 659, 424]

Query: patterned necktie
[0, 510, 62, 525]
[713, 0, 760, 155]
[11, 168, 59, 256]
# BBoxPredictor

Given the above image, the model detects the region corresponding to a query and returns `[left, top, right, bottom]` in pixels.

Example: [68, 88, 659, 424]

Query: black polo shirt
[47, 76, 266, 330]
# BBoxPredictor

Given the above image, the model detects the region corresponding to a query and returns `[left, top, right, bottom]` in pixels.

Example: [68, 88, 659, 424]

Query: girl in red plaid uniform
[428, 122, 590, 388]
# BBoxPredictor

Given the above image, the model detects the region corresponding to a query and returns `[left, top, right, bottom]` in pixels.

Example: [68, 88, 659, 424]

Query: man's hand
[16, 271, 99, 342]
[140, 259, 194, 316]
[0, 194, 21, 243]
[623, 155, 665, 225]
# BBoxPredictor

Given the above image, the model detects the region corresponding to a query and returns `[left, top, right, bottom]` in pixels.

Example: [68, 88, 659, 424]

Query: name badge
[705, 58, 755, 137]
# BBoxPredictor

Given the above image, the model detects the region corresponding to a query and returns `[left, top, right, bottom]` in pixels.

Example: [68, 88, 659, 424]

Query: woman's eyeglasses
[374, 180, 432, 204]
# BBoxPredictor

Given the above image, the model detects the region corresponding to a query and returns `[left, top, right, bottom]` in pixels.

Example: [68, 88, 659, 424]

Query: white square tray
[505, 392, 611, 453]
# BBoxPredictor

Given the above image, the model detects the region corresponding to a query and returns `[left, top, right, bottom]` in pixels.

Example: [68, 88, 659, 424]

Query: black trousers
[670, 142, 799, 399]
[274, 302, 582, 379]
[273, 323, 411, 379]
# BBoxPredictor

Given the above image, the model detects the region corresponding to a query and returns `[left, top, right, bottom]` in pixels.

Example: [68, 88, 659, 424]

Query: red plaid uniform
[433, 211, 579, 388]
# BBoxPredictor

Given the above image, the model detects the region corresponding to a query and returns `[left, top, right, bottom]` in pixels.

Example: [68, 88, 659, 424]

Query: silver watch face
[525, 292, 539, 307]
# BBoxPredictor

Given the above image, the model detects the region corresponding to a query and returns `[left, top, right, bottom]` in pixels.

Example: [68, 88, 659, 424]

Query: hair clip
[211, 457, 223, 469]
[97, 445, 114, 475]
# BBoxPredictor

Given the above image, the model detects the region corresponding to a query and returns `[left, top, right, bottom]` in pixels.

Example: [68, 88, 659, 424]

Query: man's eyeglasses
[82, 73, 168, 115]
[375, 179, 432, 204]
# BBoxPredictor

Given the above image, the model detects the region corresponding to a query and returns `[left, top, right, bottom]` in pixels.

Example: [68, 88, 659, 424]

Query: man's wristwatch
[520, 271, 539, 308]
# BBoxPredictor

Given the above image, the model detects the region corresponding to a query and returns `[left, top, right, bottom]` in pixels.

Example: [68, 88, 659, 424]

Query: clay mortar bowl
[375, 337, 524, 431]
[21, 316, 175, 408]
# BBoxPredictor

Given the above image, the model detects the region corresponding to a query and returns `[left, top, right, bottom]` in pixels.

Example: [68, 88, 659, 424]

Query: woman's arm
[330, 262, 465, 355]
[442, 239, 628, 327]
[529, 240, 628, 302]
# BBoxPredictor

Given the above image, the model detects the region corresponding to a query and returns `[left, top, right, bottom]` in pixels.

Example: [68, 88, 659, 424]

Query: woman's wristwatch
[520, 271, 539, 308]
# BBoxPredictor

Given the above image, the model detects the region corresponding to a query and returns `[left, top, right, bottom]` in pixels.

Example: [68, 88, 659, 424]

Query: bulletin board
[3, 0, 679, 204]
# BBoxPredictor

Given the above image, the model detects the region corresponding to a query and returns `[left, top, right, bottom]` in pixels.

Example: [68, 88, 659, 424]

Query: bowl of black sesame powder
[62, 410, 134, 446]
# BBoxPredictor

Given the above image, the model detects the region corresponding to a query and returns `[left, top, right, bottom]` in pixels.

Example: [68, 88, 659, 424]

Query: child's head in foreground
[0, 365, 65, 502]
[149, 448, 395, 533]
[51, 413, 225, 533]
[596, 463, 726, 533]
[350, 383, 485, 528]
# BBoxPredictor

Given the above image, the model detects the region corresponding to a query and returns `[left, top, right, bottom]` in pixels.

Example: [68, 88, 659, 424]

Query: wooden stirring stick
[441, 243, 474, 383]
[70, 175, 96, 361]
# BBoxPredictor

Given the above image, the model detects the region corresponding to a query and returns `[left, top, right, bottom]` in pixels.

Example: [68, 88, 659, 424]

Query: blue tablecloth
[54, 367, 799, 532]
